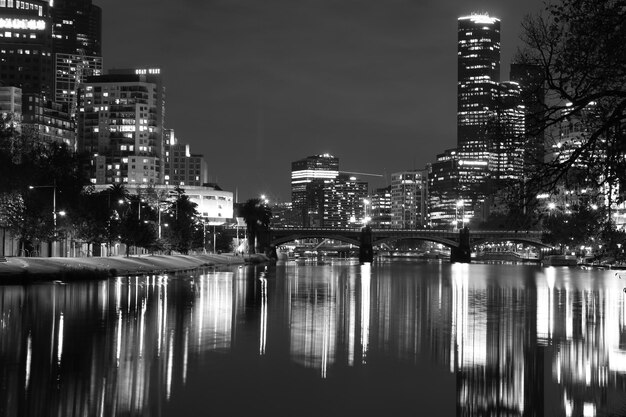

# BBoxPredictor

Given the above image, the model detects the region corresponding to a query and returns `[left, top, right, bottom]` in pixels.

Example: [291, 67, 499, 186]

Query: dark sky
[103, 0, 545, 202]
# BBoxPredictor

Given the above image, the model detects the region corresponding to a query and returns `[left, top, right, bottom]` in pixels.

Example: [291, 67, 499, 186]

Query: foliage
[0, 123, 89, 249]
[518, 0, 626, 198]
[162, 187, 198, 254]
[240, 198, 271, 254]
[542, 204, 607, 248]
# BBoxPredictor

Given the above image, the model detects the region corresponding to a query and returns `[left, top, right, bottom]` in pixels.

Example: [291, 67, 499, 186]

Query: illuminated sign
[135, 68, 161, 75]
[0, 18, 46, 31]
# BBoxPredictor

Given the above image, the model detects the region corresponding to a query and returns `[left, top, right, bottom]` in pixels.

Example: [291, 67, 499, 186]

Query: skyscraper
[291, 154, 339, 226]
[51, 0, 102, 114]
[457, 14, 501, 164]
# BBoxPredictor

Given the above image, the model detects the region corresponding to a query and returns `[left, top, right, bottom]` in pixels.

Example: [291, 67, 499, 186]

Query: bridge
[265, 227, 547, 263]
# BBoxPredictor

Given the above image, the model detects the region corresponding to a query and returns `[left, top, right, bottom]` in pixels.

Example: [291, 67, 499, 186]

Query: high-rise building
[390, 170, 428, 229]
[457, 14, 501, 166]
[51, 0, 102, 115]
[0, 0, 54, 96]
[510, 63, 546, 167]
[163, 129, 208, 187]
[490, 81, 525, 183]
[369, 186, 391, 229]
[322, 174, 368, 228]
[428, 149, 461, 229]
[51, 0, 101, 57]
[438, 13, 527, 226]
[78, 68, 165, 185]
[22, 93, 75, 147]
[291, 154, 339, 226]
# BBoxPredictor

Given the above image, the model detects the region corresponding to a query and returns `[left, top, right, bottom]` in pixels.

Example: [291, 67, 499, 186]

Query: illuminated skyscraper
[291, 154, 339, 226]
[457, 14, 501, 166]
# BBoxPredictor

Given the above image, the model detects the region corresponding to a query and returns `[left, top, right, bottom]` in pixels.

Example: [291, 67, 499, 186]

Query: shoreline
[0, 253, 270, 283]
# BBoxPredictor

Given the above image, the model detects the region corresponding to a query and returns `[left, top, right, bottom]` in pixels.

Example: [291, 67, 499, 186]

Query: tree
[0, 123, 89, 254]
[518, 0, 626, 198]
[240, 198, 271, 254]
[163, 187, 198, 254]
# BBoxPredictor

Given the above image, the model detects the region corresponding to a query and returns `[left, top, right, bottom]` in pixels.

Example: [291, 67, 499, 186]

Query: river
[1, 260, 625, 416]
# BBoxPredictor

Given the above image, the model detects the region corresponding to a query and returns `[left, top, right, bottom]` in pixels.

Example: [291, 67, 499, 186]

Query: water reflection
[0, 263, 625, 416]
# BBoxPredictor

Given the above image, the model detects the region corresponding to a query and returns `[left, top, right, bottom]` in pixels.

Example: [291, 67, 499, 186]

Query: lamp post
[29, 180, 66, 256]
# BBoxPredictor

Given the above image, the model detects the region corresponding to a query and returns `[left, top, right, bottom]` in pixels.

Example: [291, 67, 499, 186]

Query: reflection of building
[78, 69, 165, 185]
[390, 170, 428, 229]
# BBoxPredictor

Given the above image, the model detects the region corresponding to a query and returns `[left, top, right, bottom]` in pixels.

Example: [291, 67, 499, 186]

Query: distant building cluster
[0, 0, 231, 222]
[276, 13, 545, 230]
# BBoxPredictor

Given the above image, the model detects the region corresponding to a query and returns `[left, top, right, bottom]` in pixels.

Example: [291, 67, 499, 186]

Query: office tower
[163, 128, 208, 187]
[291, 154, 339, 226]
[510, 63, 546, 167]
[490, 81, 525, 182]
[322, 174, 368, 228]
[78, 68, 165, 185]
[369, 186, 392, 229]
[457, 14, 501, 165]
[0, 0, 54, 96]
[391, 170, 428, 229]
[51, 0, 101, 57]
[51, 0, 102, 115]
[428, 149, 461, 229]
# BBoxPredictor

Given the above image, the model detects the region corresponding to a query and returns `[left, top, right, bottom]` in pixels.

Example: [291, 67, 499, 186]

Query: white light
[0, 18, 46, 31]
[548, 203, 556, 210]
[459, 14, 499, 24]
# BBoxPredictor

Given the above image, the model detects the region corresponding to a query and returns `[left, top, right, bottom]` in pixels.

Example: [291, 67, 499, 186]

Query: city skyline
[103, 0, 544, 201]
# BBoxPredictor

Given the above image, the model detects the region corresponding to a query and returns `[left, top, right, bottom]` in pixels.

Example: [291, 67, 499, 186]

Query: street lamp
[455, 200, 464, 230]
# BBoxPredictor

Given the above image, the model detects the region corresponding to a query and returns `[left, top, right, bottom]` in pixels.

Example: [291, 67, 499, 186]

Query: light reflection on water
[0, 262, 625, 416]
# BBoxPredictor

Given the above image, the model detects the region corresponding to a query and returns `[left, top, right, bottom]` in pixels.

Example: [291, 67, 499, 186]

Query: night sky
[103, 0, 545, 201]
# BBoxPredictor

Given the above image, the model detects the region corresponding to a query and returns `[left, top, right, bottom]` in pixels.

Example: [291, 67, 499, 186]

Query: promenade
[0, 253, 269, 282]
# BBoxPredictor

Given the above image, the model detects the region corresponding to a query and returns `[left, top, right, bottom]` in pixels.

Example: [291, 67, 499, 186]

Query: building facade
[291, 154, 339, 227]
[391, 170, 428, 229]
[322, 174, 368, 228]
[369, 186, 391, 229]
[0, 85, 21, 129]
[78, 69, 165, 185]
[0, 0, 54, 96]
[163, 129, 208, 187]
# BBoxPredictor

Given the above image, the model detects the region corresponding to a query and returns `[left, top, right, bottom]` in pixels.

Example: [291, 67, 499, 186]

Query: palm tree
[241, 198, 271, 254]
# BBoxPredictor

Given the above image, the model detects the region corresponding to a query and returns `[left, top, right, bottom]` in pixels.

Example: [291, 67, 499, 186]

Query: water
[1, 261, 626, 416]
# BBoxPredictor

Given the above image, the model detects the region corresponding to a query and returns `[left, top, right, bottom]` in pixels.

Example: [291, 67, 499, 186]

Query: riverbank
[0, 253, 270, 283]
